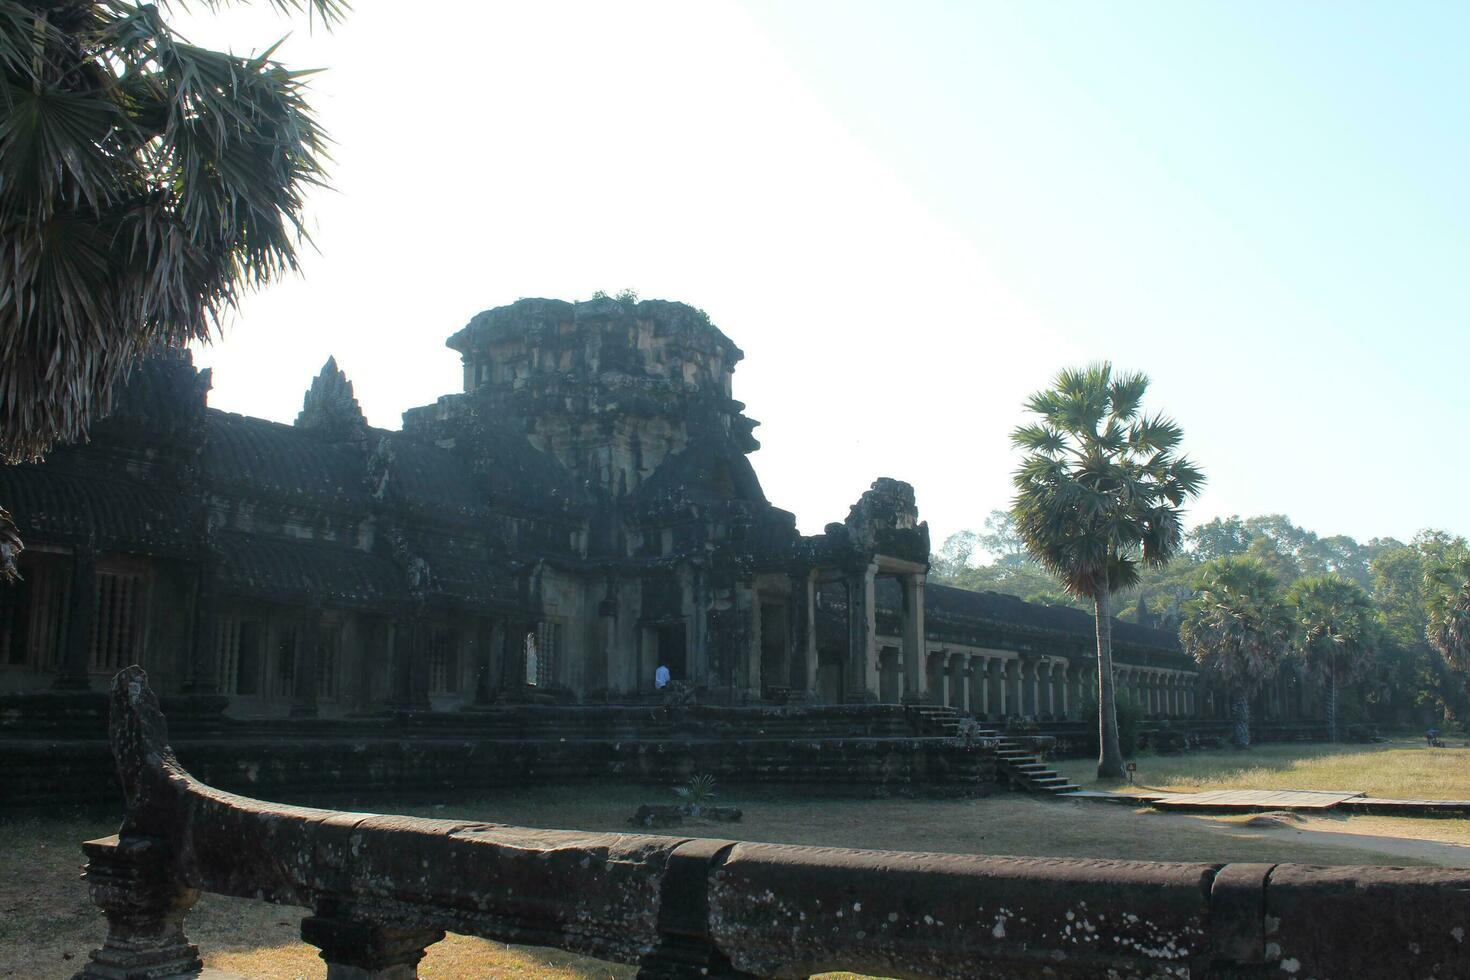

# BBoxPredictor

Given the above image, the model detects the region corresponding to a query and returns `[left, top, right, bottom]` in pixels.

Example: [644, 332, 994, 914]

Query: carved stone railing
[80, 667, 1469, 979]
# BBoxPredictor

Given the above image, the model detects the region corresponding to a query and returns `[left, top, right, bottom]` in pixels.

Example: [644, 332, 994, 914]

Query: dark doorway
[759, 601, 787, 696]
[657, 622, 687, 681]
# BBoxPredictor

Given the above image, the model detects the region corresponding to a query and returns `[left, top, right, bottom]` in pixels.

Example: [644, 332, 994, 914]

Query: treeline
[933, 512, 1470, 727]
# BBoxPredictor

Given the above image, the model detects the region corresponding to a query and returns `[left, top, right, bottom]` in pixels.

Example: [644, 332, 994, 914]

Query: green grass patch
[1055, 738, 1470, 799]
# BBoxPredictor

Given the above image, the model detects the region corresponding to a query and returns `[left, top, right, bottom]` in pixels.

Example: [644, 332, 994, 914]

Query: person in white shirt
[655, 664, 671, 690]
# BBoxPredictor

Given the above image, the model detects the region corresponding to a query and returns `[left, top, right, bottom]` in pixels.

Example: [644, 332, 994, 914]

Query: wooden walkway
[1148, 789, 1364, 812]
[1063, 787, 1470, 818]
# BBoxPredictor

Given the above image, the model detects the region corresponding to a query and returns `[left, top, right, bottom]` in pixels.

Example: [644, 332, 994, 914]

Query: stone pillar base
[77, 835, 202, 980]
[302, 908, 444, 980]
[843, 689, 879, 704]
[900, 692, 933, 705]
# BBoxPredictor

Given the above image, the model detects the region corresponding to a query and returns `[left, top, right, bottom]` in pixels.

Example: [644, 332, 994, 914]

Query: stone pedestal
[76, 835, 202, 980]
[301, 907, 444, 980]
[636, 839, 757, 980]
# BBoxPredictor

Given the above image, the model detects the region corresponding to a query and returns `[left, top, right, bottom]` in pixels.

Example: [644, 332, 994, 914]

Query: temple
[0, 297, 1222, 720]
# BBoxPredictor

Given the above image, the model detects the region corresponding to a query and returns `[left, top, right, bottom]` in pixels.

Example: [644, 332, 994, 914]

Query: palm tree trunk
[1230, 690, 1251, 748]
[1094, 587, 1124, 778]
[1326, 668, 1338, 742]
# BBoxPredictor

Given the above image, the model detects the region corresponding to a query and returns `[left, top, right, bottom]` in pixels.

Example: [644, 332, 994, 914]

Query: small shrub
[674, 773, 717, 806]
[1078, 691, 1144, 759]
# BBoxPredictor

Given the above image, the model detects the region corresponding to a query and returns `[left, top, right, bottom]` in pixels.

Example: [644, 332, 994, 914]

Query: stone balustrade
[79, 667, 1470, 979]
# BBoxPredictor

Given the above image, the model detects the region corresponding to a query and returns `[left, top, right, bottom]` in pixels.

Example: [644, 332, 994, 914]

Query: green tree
[931, 529, 982, 581]
[1426, 549, 1470, 678]
[1288, 575, 1377, 741]
[1010, 362, 1204, 778]
[1190, 516, 1253, 561]
[978, 508, 1025, 562]
[0, 0, 341, 579]
[1179, 557, 1293, 747]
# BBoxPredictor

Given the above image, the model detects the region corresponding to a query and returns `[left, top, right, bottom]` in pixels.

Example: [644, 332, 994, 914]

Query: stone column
[78, 836, 202, 980]
[968, 657, 985, 717]
[931, 652, 949, 707]
[183, 556, 220, 694]
[1029, 661, 1043, 717]
[290, 606, 322, 719]
[302, 902, 444, 980]
[1004, 658, 1021, 719]
[900, 572, 929, 703]
[947, 654, 965, 711]
[53, 540, 97, 690]
[789, 570, 818, 696]
[473, 617, 495, 705]
[744, 590, 763, 699]
[986, 657, 1004, 718]
[410, 613, 433, 709]
[388, 614, 416, 710]
[845, 564, 878, 702]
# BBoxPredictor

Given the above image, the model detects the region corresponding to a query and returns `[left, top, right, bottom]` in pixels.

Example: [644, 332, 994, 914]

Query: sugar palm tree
[1426, 552, 1470, 676]
[1179, 556, 1292, 747]
[1011, 363, 1204, 778]
[1288, 575, 1376, 741]
[0, 0, 342, 580]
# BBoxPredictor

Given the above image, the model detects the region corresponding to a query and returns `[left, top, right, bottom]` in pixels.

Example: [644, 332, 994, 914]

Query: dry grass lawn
[7, 747, 1469, 979]
[1055, 737, 1470, 802]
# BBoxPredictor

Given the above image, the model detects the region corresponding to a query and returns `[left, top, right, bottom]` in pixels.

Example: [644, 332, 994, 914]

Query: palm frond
[0, 0, 334, 462]
[1010, 362, 1203, 601]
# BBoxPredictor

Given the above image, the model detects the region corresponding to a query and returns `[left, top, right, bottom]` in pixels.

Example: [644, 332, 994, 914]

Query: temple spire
[295, 357, 368, 441]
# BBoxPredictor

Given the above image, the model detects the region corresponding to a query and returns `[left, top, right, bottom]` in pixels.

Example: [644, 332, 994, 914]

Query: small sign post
[1125, 761, 1137, 786]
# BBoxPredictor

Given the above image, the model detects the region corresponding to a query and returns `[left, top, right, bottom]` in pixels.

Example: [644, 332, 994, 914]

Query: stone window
[274, 625, 297, 698]
[429, 627, 459, 695]
[215, 619, 264, 696]
[534, 620, 561, 687]
[316, 625, 341, 701]
[89, 564, 147, 674]
[0, 554, 68, 670]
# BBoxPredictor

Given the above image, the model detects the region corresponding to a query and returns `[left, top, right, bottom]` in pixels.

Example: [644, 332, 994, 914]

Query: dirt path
[1183, 812, 1470, 867]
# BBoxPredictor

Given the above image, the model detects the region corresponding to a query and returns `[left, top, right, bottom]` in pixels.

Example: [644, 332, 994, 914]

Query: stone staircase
[908, 704, 966, 737]
[905, 708, 1081, 797]
[995, 736, 1080, 795]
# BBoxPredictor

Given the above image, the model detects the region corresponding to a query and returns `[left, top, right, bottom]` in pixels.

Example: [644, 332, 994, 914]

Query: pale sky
[177, 1, 1469, 550]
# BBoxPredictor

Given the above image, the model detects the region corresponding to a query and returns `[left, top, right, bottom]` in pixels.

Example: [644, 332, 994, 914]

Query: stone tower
[405, 296, 763, 501]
